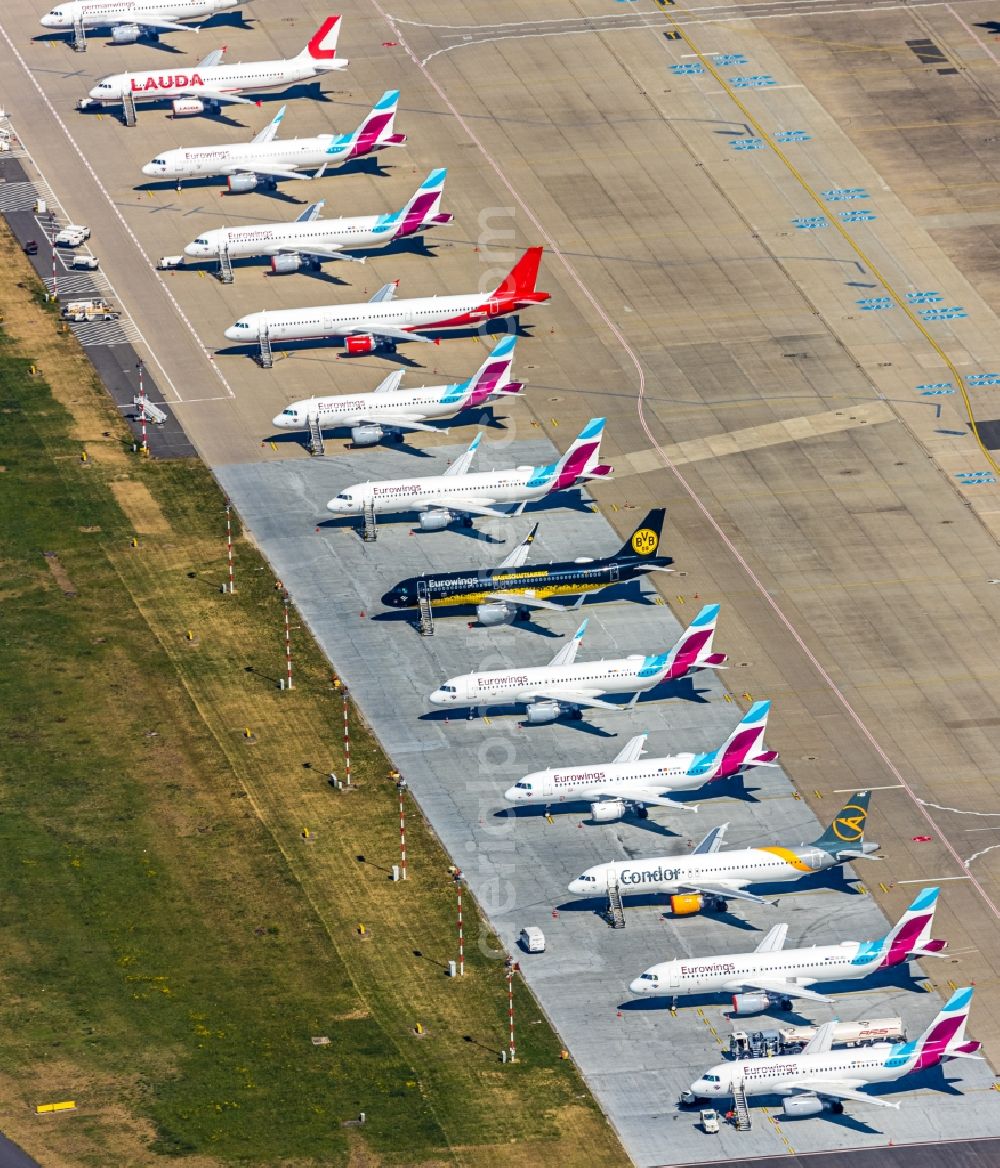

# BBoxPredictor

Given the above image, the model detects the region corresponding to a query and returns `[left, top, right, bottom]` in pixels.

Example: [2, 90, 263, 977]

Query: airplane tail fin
[491, 246, 550, 306]
[341, 90, 406, 160]
[612, 508, 666, 563]
[297, 15, 348, 69]
[812, 791, 877, 859]
[899, 987, 980, 1071]
[543, 417, 611, 492]
[712, 700, 773, 781]
[667, 603, 726, 680]
[455, 335, 521, 408]
[391, 168, 451, 238]
[252, 104, 286, 146]
[875, 886, 947, 968]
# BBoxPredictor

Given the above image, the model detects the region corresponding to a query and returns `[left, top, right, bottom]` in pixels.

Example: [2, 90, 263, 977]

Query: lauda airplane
[273, 334, 518, 445]
[224, 246, 549, 353]
[184, 168, 448, 270]
[41, 0, 239, 43]
[429, 603, 727, 724]
[144, 93, 408, 192]
[631, 886, 948, 1012]
[88, 15, 346, 116]
[504, 700, 776, 820]
[327, 417, 611, 530]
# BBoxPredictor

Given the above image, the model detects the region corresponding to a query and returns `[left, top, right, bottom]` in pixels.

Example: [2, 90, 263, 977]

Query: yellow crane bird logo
[832, 805, 867, 842]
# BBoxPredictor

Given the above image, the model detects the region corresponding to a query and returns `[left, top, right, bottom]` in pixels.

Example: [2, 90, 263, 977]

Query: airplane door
[609, 563, 619, 584]
[486, 298, 504, 317]
[669, 966, 681, 989]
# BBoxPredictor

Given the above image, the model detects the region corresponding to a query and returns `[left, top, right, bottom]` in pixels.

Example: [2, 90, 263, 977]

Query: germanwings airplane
[568, 791, 879, 912]
[429, 603, 727, 724]
[273, 334, 519, 445]
[326, 416, 611, 529]
[631, 886, 948, 1012]
[504, 700, 777, 819]
[224, 246, 550, 353]
[688, 985, 982, 1116]
[88, 15, 346, 116]
[41, 0, 237, 42]
[143, 93, 407, 192]
[184, 168, 449, 271]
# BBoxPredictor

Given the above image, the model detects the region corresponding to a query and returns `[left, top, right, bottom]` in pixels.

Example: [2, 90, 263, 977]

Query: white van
[518, 927, 545, 953]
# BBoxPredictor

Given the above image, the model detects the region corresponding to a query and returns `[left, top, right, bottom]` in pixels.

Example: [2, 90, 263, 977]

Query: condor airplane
[504, 699, 776, 819]
[631, 886, 948, 1013]
[568, 791, 879, 912]
[144, 94, 408, 193]
[429, 603, 727, 724]
[224, 246, 549, 353]
[383, 507, 673, 625]
[274, 334, 517, 445]
[88, 15, 346, 116]
[185, 168, 448, 271]
[687, 985, 981, 1117]
[41, 0, 238, 43]
[327, 417, 610, 530]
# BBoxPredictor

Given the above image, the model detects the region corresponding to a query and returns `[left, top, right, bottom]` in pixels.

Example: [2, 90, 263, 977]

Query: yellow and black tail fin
[613, 508, 666, 561]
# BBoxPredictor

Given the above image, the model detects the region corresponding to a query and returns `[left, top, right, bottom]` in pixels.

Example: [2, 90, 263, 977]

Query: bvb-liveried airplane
[429, 603, 727, 724]
[631, 886, 948, 1012]
[41, 0, 239, 43]
[383, 506, 673, 625]
[326, 417, 611, 530]
[186, 167, 448, 268]
[144, 93, 408, 192]
[224, 246, 550, 353]
[274, 334, 518, 445]
[504, 698, 776, 819]
[567, 790, 879, 912]
[687, 985, 982, 1116]
[88, 15, 346, 116]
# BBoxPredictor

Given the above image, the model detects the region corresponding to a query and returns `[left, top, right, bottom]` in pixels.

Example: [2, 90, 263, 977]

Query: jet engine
[226, 173, 261, 193]
[270, 253, 303, 274]
[351, 424, 384, 447]
[418, 510, 452, 532]
[525, 701, 562, 725]
[344, 334, 393, 356]
[477, 602, 516, 627]
[670, 893, 704, 916]
[111, 23, 141, 43]
[730, 992, 772, 1016]
[171, 98, 206, 117]
[782, 1095, 825, 1118]
[590, 799, 627, 823]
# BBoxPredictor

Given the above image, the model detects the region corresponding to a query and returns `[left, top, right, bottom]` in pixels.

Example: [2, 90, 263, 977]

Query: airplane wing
[678, 880, 776, 907]
[600, 786, 698, 812]
[197, 49, 226, 68]
[174, 87, 256, 106]
[783, 1081, 900, 1110]
[295, 200, 325, 223]
[801, 1021, 838, 1055]
[691, 824, 728, 855]
[443, 433, 480, 477]
[754, 922, 788, 953]
[496, 522, 539, 570]
[369, 282, 398, 304]
[735, 978, 832, 1004]
[333, 324, 435, 345]
[526, 690, 623, 712]
[358, 417, 445, 435]
[548, 620, 587, 667]
[613, 732, 648, 765]
[371, 370, 405, 395]
[252, 105, 285, 145]
[634, 564, 674, 574]
[112, 15, 193, 31]
[418, 497, 508, 518]
[484, 591, 568, 612]
[224, 164, 313, 181]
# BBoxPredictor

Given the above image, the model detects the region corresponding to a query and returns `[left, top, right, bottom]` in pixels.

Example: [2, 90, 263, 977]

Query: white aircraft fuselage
[90, 56, 342, 103]
[328, 468, 558, 517]
[273, 386, 467, 429]
[507, 754, 711, 804]
[145, 138, 346, 179]
[694, 1045, 905, 1101]
[42, 0, 235, 30]
[186, 211, 424, 259]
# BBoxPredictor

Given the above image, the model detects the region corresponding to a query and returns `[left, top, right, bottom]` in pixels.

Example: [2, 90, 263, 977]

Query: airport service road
[216, 437, 999, 1166]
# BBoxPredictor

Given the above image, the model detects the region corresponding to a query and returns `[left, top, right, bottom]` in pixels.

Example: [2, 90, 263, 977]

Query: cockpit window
[335, 493, 350, 501]
[151, 158, 165, 166]
[576, 874, 595, 883]
[194, 237, 208, 245]
[235, 321, 249, 329]
[703, 1074, 720, 1083]
[639, 972, 658, 981]
[440, 684, 456, 694]
[281, 408, 297, 417]
[514, 781, 532, 790]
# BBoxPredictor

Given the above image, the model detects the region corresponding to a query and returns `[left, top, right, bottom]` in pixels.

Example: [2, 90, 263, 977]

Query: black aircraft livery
[381, 508, 671, 610]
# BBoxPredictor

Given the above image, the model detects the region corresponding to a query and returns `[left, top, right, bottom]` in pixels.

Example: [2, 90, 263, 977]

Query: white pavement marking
[376, 0, 1000, 922]
[834, 784, 904, 792]
[965, 844, 1000, 868]
[0, 21, 235, 404]
[918, 800, 1000, 817]
[898, 875, 972, 882]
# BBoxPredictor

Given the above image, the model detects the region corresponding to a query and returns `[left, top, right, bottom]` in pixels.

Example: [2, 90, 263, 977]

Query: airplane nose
[271, 414, 288, 428]
[503, 786, 519, 801]
[629, 978, 647, 994]
[40, 15, 55, 27]
[141, 163, 157, 176]
[224, 325, 244, 341]
[183, 243, 201, 257]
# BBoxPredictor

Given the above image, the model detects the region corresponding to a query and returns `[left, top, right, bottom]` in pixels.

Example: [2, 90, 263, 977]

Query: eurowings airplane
[688, 985, 982, 1116]
[326, 417, 611, 530]
[505, 699, 776, 819]
[429, 602, 727, 724]
[274, 334, 517, 446]
[144, 93, 408, 192]
[383, 506, 673, 625]
[185, 168, 448, 268]
[88, 15, 346, 115]
[224, 246, 550, 353]
[631, 886, 948, 1011]
[567, 790, 879, 912]
[41, 0, 238, 42]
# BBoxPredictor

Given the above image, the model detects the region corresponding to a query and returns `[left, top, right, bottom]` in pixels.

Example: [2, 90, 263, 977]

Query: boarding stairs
[216, 242, 234, 285]
[605, 877, 625, 929]
[732, 1079, 752, 1131]
[416, 579, 434, 636]
[361, 499, 378, 542]
[133, 396, 167, 425]
[72, 16, 87, 50]
[307, 413, 325, 457]
[257, 324, 273, 369]
[121, 90, 137, 127]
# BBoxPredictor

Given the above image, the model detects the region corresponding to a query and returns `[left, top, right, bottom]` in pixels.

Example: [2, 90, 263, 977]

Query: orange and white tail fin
[297, 16, 348, 70]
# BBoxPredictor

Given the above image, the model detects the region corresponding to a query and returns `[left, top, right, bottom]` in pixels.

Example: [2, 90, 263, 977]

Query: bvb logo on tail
[833, 804, 867, 842]
[631, 528, 658, 556]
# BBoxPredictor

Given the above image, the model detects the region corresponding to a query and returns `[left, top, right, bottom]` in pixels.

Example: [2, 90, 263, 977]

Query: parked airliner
[42, 0, 239, 42]
[273, 334, 518, 445]
[144, 93, 408, 192]
[224, 246, 549, 353]
[504, 700, 777, 819]
[429, 602, 727, 723]
[326, 416, 610, 529]
[88, 15, 346, 115]
[568, 791, 879, 912]
[687, 985, 981, 1116]
[631, 886, 948, 1011]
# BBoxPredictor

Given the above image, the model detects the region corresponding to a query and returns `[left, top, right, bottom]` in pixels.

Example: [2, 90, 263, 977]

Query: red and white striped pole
[283, 596, 293, 690]
[455, 869, 464, 976]
[50, 212, 57, 301]
[507, 958, 516, 1061]
[225, 502, 235, 594]
[342, 686, 352, 786]
[138, 361, 148, 456]
[398, 778, 408, 880]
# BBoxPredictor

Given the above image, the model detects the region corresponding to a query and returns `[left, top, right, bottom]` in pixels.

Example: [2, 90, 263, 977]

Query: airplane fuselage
[188, 210, 441, 258]
[91, 58, 327, 103]
[43, 0, 233, 29]
[507, 753, 715, 803]
[327, 467, 563, 517]
[693, 1045, 906, 1101]
[147, 138, 351, 179]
